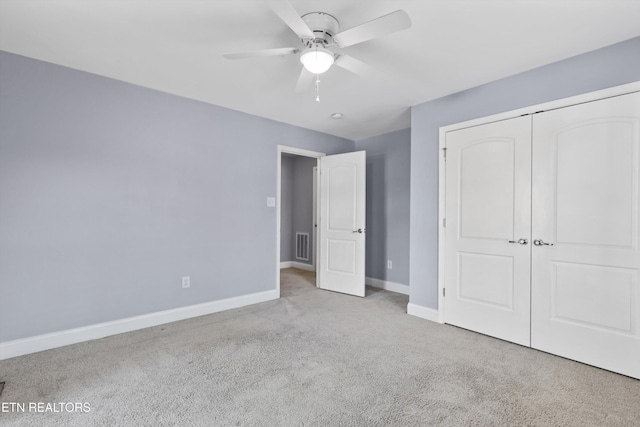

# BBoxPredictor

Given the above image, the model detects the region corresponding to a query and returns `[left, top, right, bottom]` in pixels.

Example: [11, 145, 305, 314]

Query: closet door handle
[508, 238, 528, 245]
[533, 239, 554, 246]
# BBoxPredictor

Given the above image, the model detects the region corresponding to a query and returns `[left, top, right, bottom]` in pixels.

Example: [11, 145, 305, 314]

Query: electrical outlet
[182, 276, 190, 288]
[387, 260, 392, 269]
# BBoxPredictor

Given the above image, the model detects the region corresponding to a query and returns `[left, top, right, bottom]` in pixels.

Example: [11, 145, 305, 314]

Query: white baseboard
[0, 289, 278, 361]
[292, 262, 314, 272]
[366, 277, 409, 295]
[280, 261, 315, 272]
[407, 302, 442, 323]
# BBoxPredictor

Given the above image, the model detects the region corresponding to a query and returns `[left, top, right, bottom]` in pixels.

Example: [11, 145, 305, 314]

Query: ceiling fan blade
[333, 10, 411, 48]
[223, 47, 299, 60]
[295, 67, 315, 93]
[334, 54, 386, 82]
[268, 0, 315, 39]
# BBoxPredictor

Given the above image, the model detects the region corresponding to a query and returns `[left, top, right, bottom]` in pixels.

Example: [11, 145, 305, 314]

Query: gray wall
[0, 51, 353, 342]
[280, 156, 294, 262]
[409, 36, 640, 309]
[355, 129, 411, 285]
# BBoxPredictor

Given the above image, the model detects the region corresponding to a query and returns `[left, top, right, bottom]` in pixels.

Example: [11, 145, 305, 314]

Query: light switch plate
[267, 197, 276, 207]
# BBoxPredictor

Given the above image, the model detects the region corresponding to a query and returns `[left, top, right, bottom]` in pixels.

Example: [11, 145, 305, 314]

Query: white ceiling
[1, 0, 639, 141]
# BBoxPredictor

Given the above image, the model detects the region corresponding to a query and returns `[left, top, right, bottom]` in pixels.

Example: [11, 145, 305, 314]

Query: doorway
[276, 146, 367, 298]
[276, 146, 324, 298]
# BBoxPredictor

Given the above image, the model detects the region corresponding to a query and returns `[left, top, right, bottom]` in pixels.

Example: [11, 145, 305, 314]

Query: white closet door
[531, 91, 640, 379]
[444, 116, 532, 346]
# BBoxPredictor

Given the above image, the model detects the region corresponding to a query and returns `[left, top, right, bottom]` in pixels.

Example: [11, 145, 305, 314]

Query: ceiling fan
[223, 0, 412, 100]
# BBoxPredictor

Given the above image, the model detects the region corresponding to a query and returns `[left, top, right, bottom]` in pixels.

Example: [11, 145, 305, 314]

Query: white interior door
[318, 151, 366, 297]
[444, 116, 532, 346]
[531, 91, 640, 379]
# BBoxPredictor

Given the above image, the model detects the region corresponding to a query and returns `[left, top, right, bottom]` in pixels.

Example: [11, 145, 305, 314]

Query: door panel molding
[549, 261, 636, 335]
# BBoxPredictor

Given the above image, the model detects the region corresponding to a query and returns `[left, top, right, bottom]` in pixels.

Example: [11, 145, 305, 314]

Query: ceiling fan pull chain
[315, 74, 321, 102]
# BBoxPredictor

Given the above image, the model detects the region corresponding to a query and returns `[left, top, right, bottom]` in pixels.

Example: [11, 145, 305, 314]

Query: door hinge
[442, 218, 446, 228]
[442, 147, 447, 161]
[443, 288, 446, 297]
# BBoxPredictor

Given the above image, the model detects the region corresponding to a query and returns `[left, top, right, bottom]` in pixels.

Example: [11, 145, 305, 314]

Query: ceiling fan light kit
[299, 12, 339, 74]
[300, 45, 334, 74]
[224, 1, 412, 100]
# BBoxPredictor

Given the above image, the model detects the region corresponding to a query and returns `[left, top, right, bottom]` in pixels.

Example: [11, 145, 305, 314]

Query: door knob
[352, 228, 364, 234]
[533, 239, 554, 246]
[508, 238, 528, 245]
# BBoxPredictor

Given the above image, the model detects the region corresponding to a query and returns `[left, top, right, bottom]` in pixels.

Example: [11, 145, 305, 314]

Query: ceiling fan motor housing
[301, 12, 339, 46]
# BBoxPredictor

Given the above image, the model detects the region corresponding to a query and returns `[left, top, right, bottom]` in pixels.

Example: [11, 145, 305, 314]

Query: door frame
[312, 166, 318, 272]
[437, 81, 640, 324]
[276, 145, 325, 298]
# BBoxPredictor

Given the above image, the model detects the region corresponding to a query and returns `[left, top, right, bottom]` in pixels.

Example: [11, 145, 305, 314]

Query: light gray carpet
[1, 268, 638, 426]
